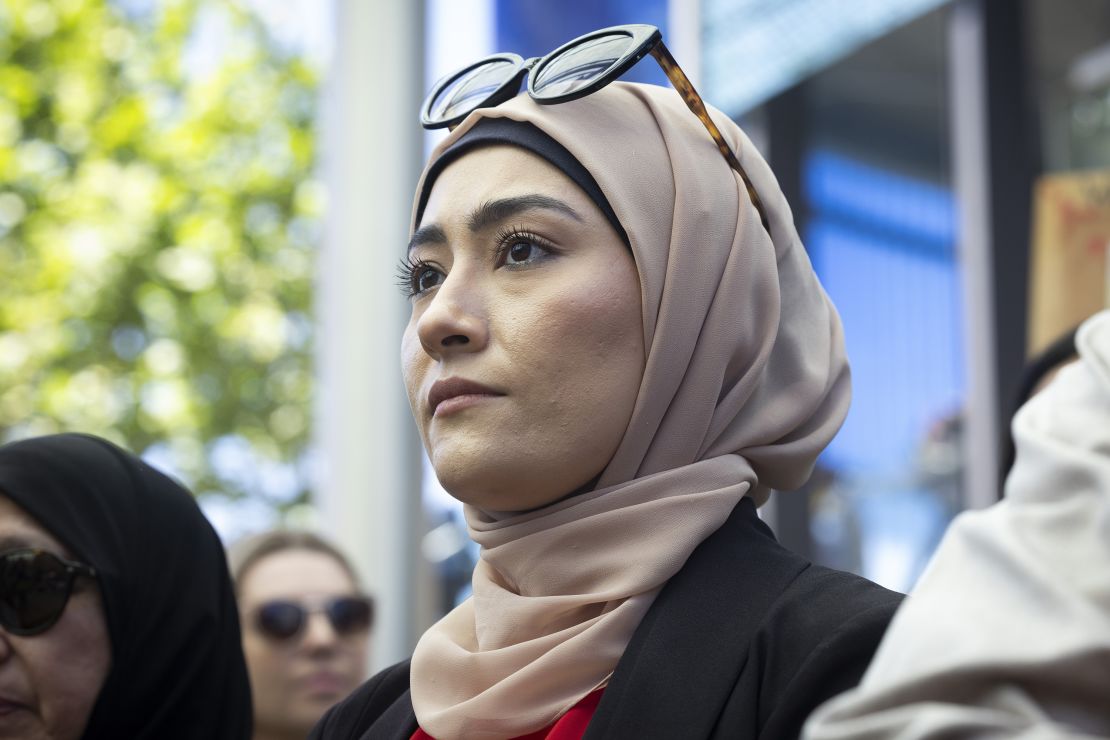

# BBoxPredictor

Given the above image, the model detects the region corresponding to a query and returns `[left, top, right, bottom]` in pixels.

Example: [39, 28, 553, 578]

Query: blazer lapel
[363, 689, 418, 740]
[583, 499, 810, 739]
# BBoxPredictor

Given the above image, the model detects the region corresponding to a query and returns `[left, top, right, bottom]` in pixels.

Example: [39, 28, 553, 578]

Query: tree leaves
[0, 0, 319, 512]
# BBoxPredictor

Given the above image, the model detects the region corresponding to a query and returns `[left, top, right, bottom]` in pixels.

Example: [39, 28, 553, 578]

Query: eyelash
[491, 225, 554, 264]
[395, 227, 557, 299]
[394, 256, 438, 299]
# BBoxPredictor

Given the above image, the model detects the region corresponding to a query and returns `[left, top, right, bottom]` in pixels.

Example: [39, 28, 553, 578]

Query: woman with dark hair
[313, 25, 900, 740]
[229, 530, 373, 740]
[0, 432, 251, 739]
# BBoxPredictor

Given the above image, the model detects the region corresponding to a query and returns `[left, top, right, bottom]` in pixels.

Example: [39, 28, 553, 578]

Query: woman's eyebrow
[408, 223, 448, 254]
[408, 195, 582, 254]
[467, 195, 583, 232]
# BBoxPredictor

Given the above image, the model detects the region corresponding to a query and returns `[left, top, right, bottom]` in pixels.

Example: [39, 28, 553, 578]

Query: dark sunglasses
[421, 23, 770, 235]
[0, 548, 97, 637]
[253, 595, 374, 642]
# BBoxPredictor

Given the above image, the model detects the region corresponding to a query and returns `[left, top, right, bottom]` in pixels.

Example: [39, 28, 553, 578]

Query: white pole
[949, 0, 999, 509]
[316, 0, 426, 670]
[669, 0, 702, 88]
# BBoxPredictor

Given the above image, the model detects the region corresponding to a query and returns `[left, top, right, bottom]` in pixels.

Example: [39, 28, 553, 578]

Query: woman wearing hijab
[0, 432, 252, 739]
[313, 25, 900, 740]
[803, 312, 1110, 738]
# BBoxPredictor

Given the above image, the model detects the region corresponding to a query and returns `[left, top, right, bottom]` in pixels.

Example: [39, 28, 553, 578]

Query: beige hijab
[409, 82, 850, 739]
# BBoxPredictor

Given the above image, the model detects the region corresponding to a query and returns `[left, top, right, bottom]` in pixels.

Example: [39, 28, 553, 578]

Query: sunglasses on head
[252, 595, 374, 642]
[0, 548, 97, 637]
[421, 23, 770, 235]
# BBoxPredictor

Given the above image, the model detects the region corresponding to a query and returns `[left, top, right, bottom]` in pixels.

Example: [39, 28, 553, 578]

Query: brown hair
[227, 530, 362, 595]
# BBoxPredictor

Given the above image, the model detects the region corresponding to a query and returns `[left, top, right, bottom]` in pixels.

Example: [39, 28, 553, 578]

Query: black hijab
[0, 433, 252, 739]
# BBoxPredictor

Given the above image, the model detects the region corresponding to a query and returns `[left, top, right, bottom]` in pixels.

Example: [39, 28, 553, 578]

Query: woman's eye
[396, 257, 445, 298]
[503, 241, 537, 265]
[494, 228, 555, 268]
[503, 239, 547, 266]
[414, 266, 444, 293]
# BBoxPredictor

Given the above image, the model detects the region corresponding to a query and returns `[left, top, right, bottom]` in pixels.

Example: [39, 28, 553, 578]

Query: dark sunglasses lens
[327, 597, 372, 635]
[427, 59, 520, 124]
[0, 551, 70, 634]
[256, 601, 305, 640]
[532, 33, 637, 99]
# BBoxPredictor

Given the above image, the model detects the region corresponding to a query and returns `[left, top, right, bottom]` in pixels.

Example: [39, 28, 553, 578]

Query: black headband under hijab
[415, 118, 629, 247]
[0, 434, 252, 740]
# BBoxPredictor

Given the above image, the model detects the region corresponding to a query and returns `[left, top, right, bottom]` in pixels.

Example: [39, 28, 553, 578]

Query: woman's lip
[0, 697, 28, 715]
[433, 393, 500, 418]
[427, 377, 504, 417]
[298, 671, 347, 697]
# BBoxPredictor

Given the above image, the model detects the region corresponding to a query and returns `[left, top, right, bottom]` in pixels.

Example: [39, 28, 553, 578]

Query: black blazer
[311, 498, 902, 739]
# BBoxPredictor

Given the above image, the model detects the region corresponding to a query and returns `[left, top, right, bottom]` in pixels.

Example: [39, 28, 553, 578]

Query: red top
[411, 689, 605, 740]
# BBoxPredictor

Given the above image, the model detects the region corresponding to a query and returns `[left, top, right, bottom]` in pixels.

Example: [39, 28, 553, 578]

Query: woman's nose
[301, 612, 339, 652]
[415, 273, 488, 358]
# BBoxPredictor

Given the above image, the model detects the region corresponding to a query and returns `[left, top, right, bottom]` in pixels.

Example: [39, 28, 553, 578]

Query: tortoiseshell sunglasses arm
[650, 43, 771, 235]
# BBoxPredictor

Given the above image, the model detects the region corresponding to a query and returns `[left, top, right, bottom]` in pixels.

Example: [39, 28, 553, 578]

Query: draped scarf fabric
[0, 433, 252, 739]
[410, 82, 850, 739]
[803, 311, 1110, 738]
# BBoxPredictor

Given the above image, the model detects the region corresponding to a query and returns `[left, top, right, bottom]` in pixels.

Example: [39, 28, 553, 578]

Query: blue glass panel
[804, 147, 963, 591]
[805, 150, 955, 256]
[805, 148, 962, 474]
[495, 0, 669, 87]
[703, 0, 951, 115]
[812, 219, 964, 473]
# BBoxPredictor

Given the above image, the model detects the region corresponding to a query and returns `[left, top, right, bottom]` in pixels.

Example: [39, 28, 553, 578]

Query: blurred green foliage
[0, 0, 320, 507]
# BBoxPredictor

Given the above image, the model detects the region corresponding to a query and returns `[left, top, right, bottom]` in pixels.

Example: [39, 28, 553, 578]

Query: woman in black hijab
[0, 433, 251, 739]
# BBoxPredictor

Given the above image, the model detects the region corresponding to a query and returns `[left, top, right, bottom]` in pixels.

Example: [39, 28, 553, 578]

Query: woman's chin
[437, 471, 568, 514]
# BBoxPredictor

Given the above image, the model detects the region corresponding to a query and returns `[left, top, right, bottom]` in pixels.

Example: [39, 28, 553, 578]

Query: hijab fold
[0, 433, 251, 739]
[409, 83, 850, 739]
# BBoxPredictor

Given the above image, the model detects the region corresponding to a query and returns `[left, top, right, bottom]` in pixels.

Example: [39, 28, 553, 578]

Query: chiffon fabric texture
[0, 433, 252, 739]
[804, 310, 1110, 739]
[409, 82, 851, 740]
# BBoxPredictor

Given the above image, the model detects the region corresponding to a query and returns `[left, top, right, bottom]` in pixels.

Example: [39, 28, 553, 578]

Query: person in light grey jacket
[804, 309, 1110, 739]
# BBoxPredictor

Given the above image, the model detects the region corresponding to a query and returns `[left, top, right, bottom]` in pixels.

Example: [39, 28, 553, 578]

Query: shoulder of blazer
[584, 498, 902, 740]
[308, 659, 416, 740]
[753, 563, 903, 738]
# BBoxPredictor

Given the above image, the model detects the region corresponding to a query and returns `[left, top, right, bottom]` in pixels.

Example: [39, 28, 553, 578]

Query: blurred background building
[2, 0, 1108, 669]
